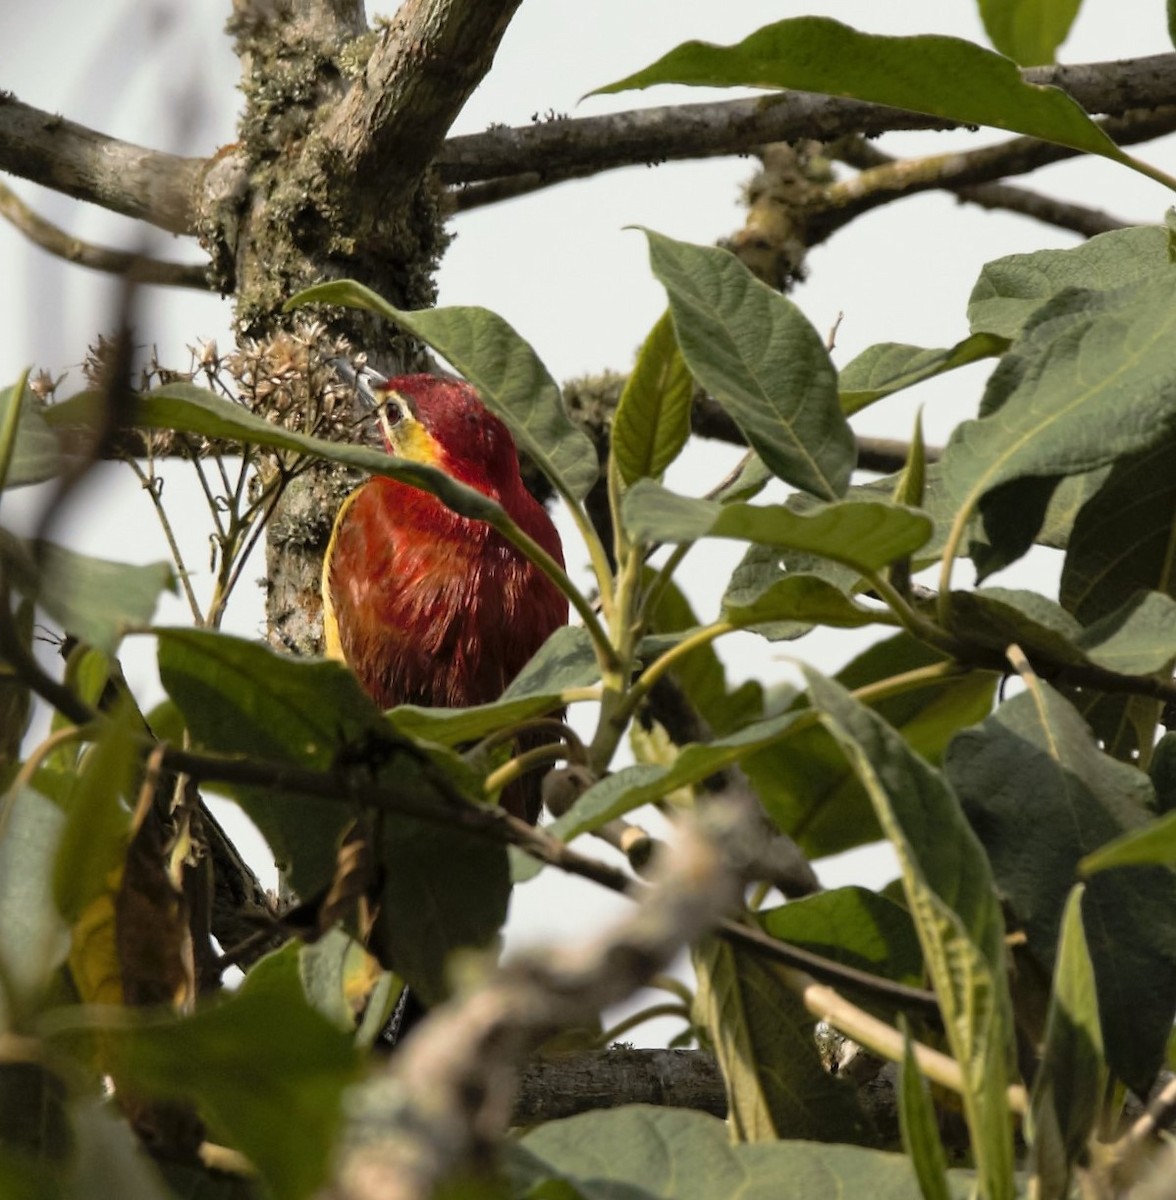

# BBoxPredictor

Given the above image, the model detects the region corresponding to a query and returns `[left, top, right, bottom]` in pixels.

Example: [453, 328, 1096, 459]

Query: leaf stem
[593, 1003, 691, 1048]
[483, 740, 570, 797]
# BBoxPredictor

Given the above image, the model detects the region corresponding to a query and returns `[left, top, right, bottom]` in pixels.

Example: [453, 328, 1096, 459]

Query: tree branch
[321, 0, 523, 207]
[438, 54, 1176, 186]
[0, 180, 211, 288]
[0, 93, 203, 235]
[809, 106, 1176, 243]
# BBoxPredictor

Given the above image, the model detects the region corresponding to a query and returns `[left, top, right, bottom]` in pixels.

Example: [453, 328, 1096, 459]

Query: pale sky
[3, 1, 1174, 1035]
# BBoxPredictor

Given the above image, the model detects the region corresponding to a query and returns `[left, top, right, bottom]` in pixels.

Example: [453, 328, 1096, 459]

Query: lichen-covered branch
[322, 0, 523, 207]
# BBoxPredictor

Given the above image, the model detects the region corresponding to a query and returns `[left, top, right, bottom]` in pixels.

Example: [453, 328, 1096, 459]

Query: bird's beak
[332, 358, 388, 411]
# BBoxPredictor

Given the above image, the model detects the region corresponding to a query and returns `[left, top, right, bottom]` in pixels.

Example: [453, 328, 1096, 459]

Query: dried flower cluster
[226, 320, 361, 442]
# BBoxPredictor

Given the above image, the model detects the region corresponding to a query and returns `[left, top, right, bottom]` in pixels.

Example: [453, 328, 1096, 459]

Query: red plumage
[323, 374, 567, 820]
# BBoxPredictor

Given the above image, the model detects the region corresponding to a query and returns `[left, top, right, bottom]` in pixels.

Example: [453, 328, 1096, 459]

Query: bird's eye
[384, 400, 404, 427]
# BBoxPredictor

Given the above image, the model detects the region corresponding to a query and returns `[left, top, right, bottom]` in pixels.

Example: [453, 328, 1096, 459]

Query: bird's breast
[324, 477, 565, 710]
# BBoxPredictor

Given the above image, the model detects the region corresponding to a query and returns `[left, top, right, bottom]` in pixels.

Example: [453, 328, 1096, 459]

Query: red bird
[322, 372, 567, 822]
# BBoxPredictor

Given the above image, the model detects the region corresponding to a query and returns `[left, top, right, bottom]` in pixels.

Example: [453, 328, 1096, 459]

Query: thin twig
[0, 180, 211, 288]
[125, 457, 203, 623]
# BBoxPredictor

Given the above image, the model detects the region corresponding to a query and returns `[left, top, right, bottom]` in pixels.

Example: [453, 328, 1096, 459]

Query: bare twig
[810, 106, 1176, 243]
[0, 181, 211, 288]
[0, 93, 203, 235]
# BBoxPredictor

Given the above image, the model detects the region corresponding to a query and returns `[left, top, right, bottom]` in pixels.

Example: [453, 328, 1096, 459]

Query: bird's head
[342, 368, 523, 500]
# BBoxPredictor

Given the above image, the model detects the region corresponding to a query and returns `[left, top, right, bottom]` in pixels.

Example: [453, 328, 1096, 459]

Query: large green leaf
[157, 629, 386, 898]
[285, 281, 599, 501]
[515, 1106, 973, 1199]
[612, 310, 693, 485]
[946, 683, 1176, 1092]
[693, 936, 869, 1143]
[1029, 886, 1106, 1200]
[0, 788, 69, 1025]
[622, 481, 931, 570]
[759, 887, 924, 1000]
[593, 18, 1153, 180]
[52, 708, 136, 923]
[0, 375, 59, 489]
[942, 271, 1176, 539]
[978, 0, 1082, 65]
[744, 635, 996, 859]
[0, 533, 173, 655]
[369, 806, 510, 1006]
[947, 586, 1176, 677]
[387, 625, 598, 746]
[1059, 434, 1176, 757]
[641, 229, 853, 499]
[806, 668, 1015, 1200]
[968, 226, 1170, 339]
[157, 629, 509, 999]
[724, 574, 891, 634]
[47, 382, 512, 527]
[838, 334, 1006, 417]
[100, 943, 361, 1200]
[898, 1023, 951, 1200]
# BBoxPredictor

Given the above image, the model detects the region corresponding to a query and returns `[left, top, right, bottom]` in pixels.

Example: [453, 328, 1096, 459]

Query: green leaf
[1170, 0, 1176, 49]
[593, 18, 1150, 179]
[0, 599, 33, 766]
[640, 229, 852, 498]
[713, 452, 773, 503]
[369, 808, 510, 1006]
[517, 1106, 974, 1199]
[0, 533, 173, 655]
[838, 334, 1006, 417]
[547, 704, 811, 843]
[157, 629, 381, 898]
[968, 225, 1169, 338]
[1029, 885, 1106, 1200]
[805, 667, 1015, 1200]
[101, 943, 361, 1200]
[622, 481, 932, 571]
[978, 0, 1082, 65]
[1059, 434, 1176, 757]
[158, 629, 510, 1003]
[947, 586, 1176, 677]
[388, 626, 598, 746]
[0, 789, 69, 1024]
[285, 281, 598, 501]
[946, 683, 1176, 1092]
[759, 887, 924, 992]
[612, 311, 693, 485]
[744, 635, 997, 859]
[724, 574, 890, 633]
[0, 374, 60, 490]
[898, 1021, 951, 1200]
[942, 271, 1176, 538]
[1080, 807, 1176, 873]
[52, 708, 136, 923]
[692, 936, 869, 1143]
[48, 383, 508, 527]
